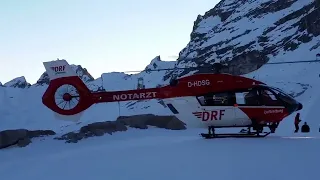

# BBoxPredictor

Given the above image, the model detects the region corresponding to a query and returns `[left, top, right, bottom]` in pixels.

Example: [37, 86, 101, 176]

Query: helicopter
[41, 59, 306, 139]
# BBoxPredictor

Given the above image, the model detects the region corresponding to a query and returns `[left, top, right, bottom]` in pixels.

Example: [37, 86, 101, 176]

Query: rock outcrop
[55, 114, 186, 143]
[0, 129, 56, 149]
[117, 114, 186, 130]
[0, 114, 186, 147]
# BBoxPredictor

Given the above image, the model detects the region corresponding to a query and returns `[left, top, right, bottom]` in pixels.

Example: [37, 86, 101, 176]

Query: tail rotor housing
[42, 59, 93, 116]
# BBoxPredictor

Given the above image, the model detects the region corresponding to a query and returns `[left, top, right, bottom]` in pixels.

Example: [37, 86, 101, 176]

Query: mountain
[1, 62, 94, 88]
[100, 56, 176, 91]
[168, 0, 320, 78]
[0, 0, 319, 134]
[3, 76, 31, 88]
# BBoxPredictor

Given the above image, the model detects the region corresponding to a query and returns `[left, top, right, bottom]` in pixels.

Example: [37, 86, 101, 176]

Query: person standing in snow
[301, 122, 310, 133]
[294, 113, 301, 133]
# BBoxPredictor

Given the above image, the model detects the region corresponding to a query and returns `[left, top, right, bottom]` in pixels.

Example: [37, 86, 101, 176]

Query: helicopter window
[260, 89, 283, 106]
[266, 86, 294, 98]
[235, 89, 261, 106]
[197, 92, 235, 106]
[235, 93, 245, 104]
[266, 86, 297, 105]
[197, 96, 206, 105]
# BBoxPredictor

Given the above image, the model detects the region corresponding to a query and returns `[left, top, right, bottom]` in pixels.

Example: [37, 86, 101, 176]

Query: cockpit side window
[265, 87, 297, 106]
[196, 92, 235, 106]
[235, 89, 261, 106]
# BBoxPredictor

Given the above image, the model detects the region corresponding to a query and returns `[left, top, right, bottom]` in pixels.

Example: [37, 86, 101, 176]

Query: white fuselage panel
[163, 97, 252, 128]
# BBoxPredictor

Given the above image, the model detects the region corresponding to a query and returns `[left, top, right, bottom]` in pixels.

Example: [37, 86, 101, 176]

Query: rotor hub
[63, 93, 72, 101]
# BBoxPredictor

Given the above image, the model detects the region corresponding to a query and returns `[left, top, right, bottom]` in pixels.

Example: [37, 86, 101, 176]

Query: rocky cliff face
[165, 0, 320, 79]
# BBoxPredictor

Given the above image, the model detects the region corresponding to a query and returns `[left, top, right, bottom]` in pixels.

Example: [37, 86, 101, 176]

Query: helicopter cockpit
[256, 85, 303, 113]
[195, 83, 302, 115]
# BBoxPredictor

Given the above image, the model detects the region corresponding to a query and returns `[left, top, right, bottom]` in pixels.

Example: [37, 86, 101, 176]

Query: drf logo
[51, 65, 66, 74]
[192, 110, 225, 121]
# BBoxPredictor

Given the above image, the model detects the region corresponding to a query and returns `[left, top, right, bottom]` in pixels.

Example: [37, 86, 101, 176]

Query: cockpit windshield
[267, 86, 294, 98]
[255, 84, 302, 112]
[261, 85, 297, 104]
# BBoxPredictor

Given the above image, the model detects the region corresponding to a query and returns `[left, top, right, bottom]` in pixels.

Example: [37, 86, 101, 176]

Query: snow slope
[0, 128, 319, 180]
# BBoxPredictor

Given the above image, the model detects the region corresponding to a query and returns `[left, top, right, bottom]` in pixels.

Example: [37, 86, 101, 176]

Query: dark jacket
[301, 123, 310, 132]
[294, 113, 301, 124]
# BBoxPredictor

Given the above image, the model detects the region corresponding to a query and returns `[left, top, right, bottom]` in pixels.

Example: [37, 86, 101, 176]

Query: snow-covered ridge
[1, 61, 95, 89]
[1, 56, 176, 90]
[3, 76, 31, 88]
[100, 56, 176, 91]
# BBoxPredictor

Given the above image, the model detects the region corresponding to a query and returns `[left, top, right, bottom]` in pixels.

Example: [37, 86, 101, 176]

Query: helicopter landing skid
[200, 132, 271, 139]
[200, 126, 271, 139]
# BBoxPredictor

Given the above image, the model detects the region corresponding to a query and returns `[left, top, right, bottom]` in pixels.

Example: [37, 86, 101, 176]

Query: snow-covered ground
[0, 128, 319, 180]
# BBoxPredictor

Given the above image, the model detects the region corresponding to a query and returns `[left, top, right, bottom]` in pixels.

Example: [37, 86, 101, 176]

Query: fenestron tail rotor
[54, 84, 80, 111]
[52, 84, 83, 122]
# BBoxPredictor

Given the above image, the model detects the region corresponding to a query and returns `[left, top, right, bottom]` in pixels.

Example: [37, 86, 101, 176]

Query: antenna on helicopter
[137, 77, 145, 89]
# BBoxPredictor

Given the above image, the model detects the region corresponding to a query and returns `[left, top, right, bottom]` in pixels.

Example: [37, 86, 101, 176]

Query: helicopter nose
[286, 101, 303, 114]
[297, 103, 303, 110]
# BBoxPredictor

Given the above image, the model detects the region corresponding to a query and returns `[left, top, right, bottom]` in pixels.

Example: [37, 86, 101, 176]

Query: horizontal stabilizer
[43, 59, 77, 80]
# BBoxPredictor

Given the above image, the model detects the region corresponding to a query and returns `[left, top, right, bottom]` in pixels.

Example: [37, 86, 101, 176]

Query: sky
[0, 0, 220, 84]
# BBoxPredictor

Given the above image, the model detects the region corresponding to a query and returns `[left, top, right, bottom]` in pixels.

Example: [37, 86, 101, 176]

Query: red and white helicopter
[42, 59, 303, 138]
